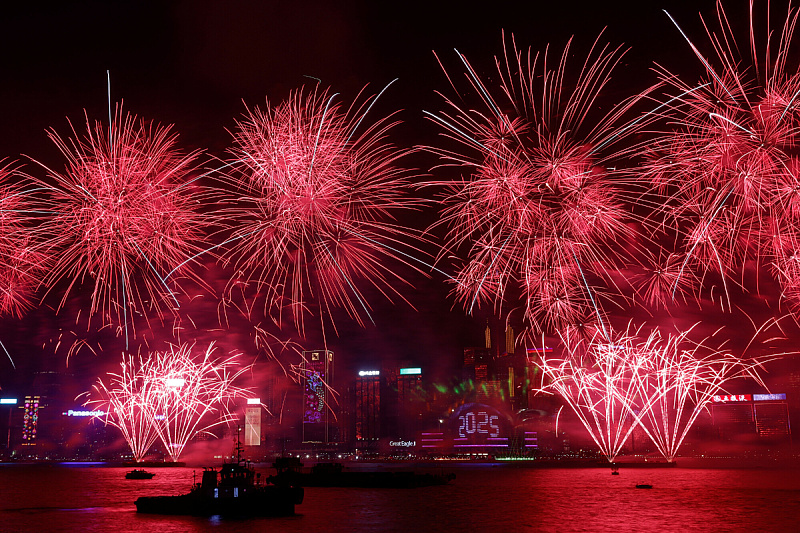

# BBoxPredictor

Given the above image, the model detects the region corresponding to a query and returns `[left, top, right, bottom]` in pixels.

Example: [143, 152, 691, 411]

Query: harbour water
[1, 462, 799, 532]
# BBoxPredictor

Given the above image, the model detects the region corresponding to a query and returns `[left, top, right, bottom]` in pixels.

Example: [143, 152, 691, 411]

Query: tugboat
[270, 458, 455, 488]
[135, 433, 303, 516]
[125, 469, 156, 479]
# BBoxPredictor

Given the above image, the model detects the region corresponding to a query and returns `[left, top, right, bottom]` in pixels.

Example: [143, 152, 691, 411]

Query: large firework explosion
[427, 32, 658, 340]
[31, 107, 209, 341]
[640, 1, 800, 313]
[0, 163, 48, 367]
[90, 342, 253, 462]
[1, 0, 796, 466]
[214, 84, 426, 337]
[0, 164, 45, 319]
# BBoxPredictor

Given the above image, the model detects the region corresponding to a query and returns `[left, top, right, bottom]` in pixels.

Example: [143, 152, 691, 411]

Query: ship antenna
[236, 425, 244, 464]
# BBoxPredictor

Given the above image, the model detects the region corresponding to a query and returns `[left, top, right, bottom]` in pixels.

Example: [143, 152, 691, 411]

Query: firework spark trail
[30, 107, 209, 341]
[214, 84, 428, 336]
[642, 1, 800, 312]
[90, 342, 253, 462]
[427, 33, 659, 338]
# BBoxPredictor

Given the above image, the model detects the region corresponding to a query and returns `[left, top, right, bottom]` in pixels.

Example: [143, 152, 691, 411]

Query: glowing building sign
[712, 394, 752, 403]
[246, 398, 261, 405]
[358, 370, 380, 376]
[0, 398, 17, 405]
[399, 368, 421, 375]
[64, 409, 105, 417]
[753, 393, 786, 401]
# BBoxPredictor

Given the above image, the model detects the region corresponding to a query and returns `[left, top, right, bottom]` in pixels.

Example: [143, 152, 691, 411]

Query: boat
[126, 469, 156, 479]
[635, 484, 653, 489]
[270, 458, 456, 488]
[135, 437, 303, 516]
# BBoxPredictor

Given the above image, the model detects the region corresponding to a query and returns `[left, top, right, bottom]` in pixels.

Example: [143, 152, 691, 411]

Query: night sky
[4, 0, 798, 397]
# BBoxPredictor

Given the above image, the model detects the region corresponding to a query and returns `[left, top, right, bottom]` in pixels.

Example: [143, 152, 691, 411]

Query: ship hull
[135, 486, 303, 516]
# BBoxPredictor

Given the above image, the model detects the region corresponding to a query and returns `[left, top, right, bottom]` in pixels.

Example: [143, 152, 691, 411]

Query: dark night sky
[5, 0, 797, 396]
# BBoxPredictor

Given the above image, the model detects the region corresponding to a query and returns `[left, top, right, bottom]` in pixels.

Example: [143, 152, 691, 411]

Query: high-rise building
[244, 400, 262, 446]
[396, 367, 424, 439]
[355, 370, 381, 443]
[302, 350, 334, 443]
[711, 393, 792, 443]
[505, 325, 515, 356]
[463, 347, 492, 385]
[21, 395, 41, 446]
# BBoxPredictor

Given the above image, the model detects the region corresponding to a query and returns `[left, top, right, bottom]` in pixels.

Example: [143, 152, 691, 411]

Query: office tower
[711, 393, 792, 443]
[244, 400, 262, 446]
[21, 395, 41, 446]
[355, 370, 381, 443]
[302, 350, 334, 443]
[505, 325, 514, 356]
[396, 367, 423, 438]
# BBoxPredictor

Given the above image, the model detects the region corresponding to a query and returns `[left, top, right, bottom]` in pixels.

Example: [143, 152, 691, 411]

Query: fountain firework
[91, 342, 253, 462]
[535, 330, 646, 462]
[536, 322, 776, 463]
[628, 325, 772, 462]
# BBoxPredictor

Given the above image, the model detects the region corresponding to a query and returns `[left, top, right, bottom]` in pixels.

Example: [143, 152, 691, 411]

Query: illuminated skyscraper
[711, 393, 792, 444]
[302, 350, 334, 443]
[21, 395, 40, 446]
[504, 325, 514, 356]
[244, 399, 262, 446]
[396, 367, 423, 438]
[355, 370, 381, 443]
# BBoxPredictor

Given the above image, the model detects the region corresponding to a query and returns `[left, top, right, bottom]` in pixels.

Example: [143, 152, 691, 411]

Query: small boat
[270, 458, 455, 488]
[126, 469, 156, 479]
[635, 484, 653, 489]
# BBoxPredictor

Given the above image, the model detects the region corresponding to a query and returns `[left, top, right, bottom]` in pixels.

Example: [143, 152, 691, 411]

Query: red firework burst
[642, 1, 800, 311]
[427, 33, 656, 335]
[217, 84, 424, 334]
[0, 164, 46, 319]
[32, 107, 207, 336]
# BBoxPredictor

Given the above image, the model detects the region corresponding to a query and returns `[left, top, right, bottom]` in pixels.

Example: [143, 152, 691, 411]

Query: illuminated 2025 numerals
[458, 411, 500, 438]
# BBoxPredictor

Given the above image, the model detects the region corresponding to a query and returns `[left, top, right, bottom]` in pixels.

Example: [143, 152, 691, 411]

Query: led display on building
[449, 403, 511, 450]
[302, 350, 333, 442]
[21, 396, 40, 443]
